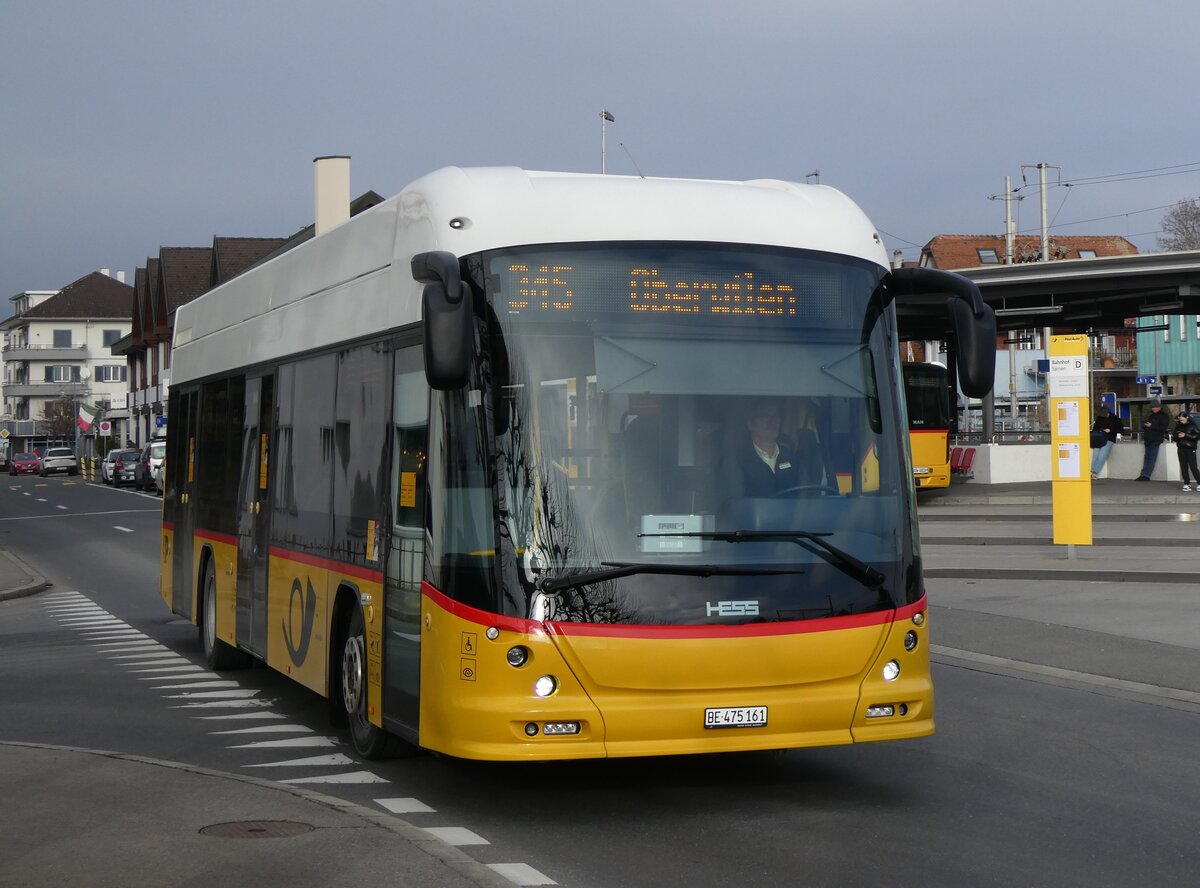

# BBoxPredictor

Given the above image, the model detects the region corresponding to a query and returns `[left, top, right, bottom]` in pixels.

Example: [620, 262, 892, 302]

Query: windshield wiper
[536, 562, 805, 595]
[639, 530, 887, 590]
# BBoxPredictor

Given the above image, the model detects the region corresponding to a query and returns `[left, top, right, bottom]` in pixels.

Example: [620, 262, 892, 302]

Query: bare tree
[1158, 197, 1200, 251]
[41, 396, 77, 440]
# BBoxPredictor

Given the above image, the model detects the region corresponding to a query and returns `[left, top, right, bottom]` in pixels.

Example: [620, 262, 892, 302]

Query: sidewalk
[0, 557, 512, 888]
[0, 743, 512, 888]
[918, 476, 1200, 506]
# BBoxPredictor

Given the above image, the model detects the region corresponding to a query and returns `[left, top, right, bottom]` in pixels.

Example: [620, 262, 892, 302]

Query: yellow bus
[160, 167, 994, 760]
[902, 362, 953, 490]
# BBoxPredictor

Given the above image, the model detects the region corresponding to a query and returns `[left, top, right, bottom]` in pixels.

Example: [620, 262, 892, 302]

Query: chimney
[117, 271, 126, 284]
[892, 250, 904, 269]
[100, 266, 111, 277]
[314, 155, 351, 235]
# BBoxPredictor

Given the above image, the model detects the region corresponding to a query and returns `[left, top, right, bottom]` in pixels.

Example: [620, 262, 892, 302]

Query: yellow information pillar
[1049, 334, 1092, 545]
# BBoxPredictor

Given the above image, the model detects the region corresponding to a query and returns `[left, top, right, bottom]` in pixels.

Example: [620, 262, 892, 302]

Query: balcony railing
[2, 382, 88, 397]
[2, 343, 88, 361]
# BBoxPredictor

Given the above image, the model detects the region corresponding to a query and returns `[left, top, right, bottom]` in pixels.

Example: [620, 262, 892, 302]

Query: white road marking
[244, 753, 355, 768]
[35, 498, 46, 502]
[211, 724, 314, 735]
[227, 737, 341, 750]
[422, 827, 490, 846]
[134, 669, 209, 678]
[113, 526, 133, 533]
[488, 863, 558, 886]
[192, 711, 286, 721]
[56, 505, 67, 510]
[280, 771, 388, 785]
[47, 605, 105, 613]
[152, 681, 241, 690]
[100, 646, 170, 655]
[163, 689, 261, 700]
[170, 699, 274, 709]
[375, 798, 436, 814]
[116, 658, 190, 667]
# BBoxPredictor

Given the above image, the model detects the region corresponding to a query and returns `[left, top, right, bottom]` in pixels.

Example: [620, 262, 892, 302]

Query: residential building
[113, 190, 383, 447]
[1, 270, 133, 451]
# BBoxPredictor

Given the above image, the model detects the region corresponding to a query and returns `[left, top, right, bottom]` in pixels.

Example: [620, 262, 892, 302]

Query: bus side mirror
[412, 251, 472, 390]
[888, 267, 996, 399]
[949, 297, 996, 398]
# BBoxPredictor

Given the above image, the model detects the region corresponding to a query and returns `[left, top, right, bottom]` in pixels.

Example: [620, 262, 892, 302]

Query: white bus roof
[171, 167, 888, 386]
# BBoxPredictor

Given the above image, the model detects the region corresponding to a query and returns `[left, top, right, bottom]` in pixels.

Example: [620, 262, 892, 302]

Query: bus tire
[339, 605, 414, 760]
[199, 564, 250, 671]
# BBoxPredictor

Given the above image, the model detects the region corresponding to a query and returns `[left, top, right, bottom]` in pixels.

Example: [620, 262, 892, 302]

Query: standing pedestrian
[1090, 407, 1122, 479]
[1172, 411, 1200, 490]
[1135, 399, 1170, 481]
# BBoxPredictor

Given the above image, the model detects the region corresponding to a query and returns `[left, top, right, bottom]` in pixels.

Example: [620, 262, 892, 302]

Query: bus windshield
[468, 242, 917, 626]
[903, 363, 951, 430]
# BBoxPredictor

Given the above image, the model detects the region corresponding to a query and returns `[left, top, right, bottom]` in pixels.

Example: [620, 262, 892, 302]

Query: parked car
[112, 449, 141, 488]
[9, 452, 41, 476]
[39, 447, 79, 477]
[101, 448, 122, 484]
[153, 453, 166, 496]
[135, 439, 167, 491]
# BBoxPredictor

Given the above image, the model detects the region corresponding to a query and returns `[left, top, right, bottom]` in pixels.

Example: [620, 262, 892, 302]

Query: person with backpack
[1135, 399, 1171, 481]
[1172, 410, 1200, 491]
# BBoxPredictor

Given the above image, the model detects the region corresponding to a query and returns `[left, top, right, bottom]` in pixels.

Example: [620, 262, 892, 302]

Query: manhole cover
[200, 820, 314, 839]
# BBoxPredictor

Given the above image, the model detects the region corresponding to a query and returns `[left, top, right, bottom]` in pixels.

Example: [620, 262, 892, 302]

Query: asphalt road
[1, 476, 1197, 887]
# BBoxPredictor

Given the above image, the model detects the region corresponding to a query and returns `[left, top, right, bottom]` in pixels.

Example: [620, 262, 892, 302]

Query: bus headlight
[533, 675, 558, 697]
[904, 631, 919, 651]
[506, 646, 529, 667]
[882, 660, 901, 682]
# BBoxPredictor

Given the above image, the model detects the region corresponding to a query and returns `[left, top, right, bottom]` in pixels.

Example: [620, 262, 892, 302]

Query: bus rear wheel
[339, 606, 413, 760]
[200, 566, 250, 671]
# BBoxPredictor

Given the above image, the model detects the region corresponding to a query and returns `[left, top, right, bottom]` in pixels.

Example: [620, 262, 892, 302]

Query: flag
[77, 403, 98, 432]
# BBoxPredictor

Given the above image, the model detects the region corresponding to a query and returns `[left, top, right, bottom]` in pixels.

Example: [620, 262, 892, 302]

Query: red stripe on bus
[909, 429, 950, 435]
[195, 528, 237, 547]
[162, 521, 174, 532]
[423, 582, 927, 639]
[268, 546, 384, 584]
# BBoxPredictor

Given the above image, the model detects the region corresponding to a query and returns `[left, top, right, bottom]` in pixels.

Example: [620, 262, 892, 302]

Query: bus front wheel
[339, 605, 413, 760]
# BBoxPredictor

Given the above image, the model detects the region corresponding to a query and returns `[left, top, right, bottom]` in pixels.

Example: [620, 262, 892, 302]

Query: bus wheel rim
[342, 632, 365, 713]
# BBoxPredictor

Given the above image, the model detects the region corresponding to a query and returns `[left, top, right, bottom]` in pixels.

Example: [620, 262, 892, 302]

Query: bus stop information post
[1049, 335, 1092, 549]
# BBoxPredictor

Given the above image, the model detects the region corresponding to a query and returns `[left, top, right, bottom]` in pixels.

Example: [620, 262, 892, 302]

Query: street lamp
[600, 110, 614, 174]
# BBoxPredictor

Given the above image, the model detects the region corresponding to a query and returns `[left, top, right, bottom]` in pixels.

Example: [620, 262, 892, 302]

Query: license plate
[704, 706, 767, 729]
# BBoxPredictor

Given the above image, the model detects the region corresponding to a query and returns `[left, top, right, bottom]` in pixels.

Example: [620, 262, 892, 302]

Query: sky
[3, 0, 1200, 304]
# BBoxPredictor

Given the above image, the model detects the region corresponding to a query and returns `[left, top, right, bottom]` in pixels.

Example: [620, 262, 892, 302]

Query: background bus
[902, 361, 953, 490]
[161, 166, 994, 761]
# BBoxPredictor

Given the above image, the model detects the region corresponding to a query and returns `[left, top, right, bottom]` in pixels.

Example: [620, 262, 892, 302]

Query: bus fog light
[542, 722, 580, 735]
[533, 675, 558, 697]
[866, 705, 895, 718]
[898, 703, 908, 716]
[524, 722, 539, 736]
[904, 630, 919, 651]
[912, 612, 925, 626]
[486, 627, 499, 641]
[882, 660, 901, 682]
[506, 645, 529, 667]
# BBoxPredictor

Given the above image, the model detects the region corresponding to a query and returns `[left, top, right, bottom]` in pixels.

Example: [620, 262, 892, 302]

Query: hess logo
[706, 600, 759, 617]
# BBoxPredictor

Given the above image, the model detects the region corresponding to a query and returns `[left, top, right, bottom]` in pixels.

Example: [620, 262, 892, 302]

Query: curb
[0, 741, 514, 888]
[0, 549, 51, 601]
[924, 567, 1197, 584]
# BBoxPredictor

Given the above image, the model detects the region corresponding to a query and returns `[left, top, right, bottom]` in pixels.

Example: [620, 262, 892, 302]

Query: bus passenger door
[383, 352, 429, 740]
[170, 389, 199, 620]
[236, 374, 273, 658]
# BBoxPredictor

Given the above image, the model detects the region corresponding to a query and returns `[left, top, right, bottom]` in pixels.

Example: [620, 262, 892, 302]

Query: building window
[1182, 315, 1189, 342]
[977, 248, 1000, 265]
[103, 329, 121, 347]
[44, 365, 81, 383]
[1077, 249, 1098, 259]
[53, 329, 72, 348]
[95, 364, 128, 383]
[1163, 316, 1170, 343]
